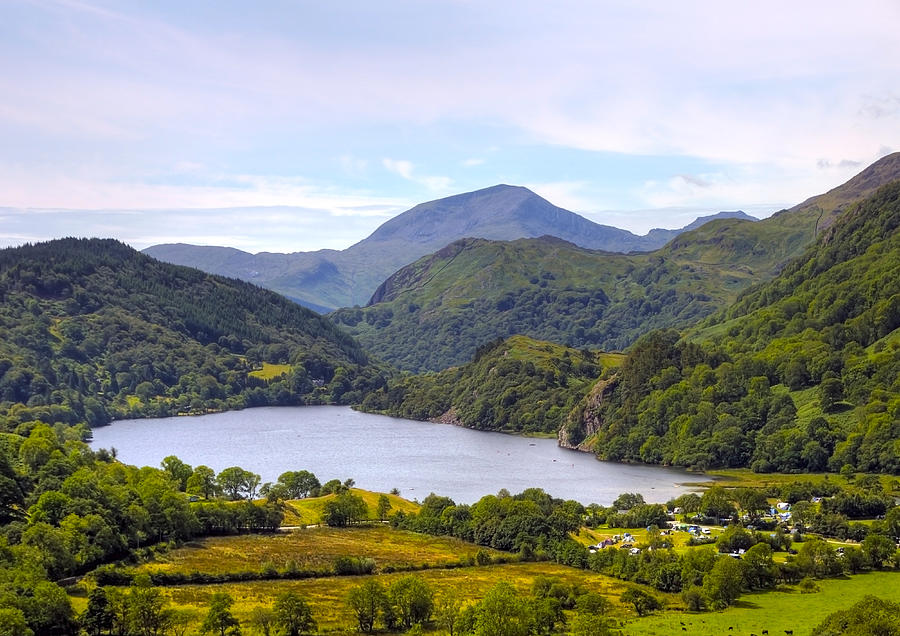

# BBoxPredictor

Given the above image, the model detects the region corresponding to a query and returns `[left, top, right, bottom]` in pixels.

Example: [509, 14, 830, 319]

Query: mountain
[332, 236, 733, 372]
[332, 154, 900, 373]
[144, 185, 756, 310]
[0, 238, 385, 431]
[365, 177, 900, 474]
[566, 178, 900, 473]
[644, 210, 756, 243]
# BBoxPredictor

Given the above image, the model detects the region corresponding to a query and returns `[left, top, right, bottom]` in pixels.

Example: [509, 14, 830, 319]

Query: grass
[623, 571, 900, 635]
[695, 468, 850, 490]
[786, 384, 858, 432]
[248, 362, 292, 380]
[151, 561, 658, 633]
[132, 524, 497, 576]
[280, 489, 421, 526]
[597, 352, 627, 367]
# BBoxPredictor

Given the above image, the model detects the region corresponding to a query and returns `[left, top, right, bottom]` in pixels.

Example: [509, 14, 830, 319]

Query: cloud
[817, 159, 862, 170]
[382, 158, 453, 192]
[0, 203, 403, 253]
[339, 155, 368, 177]
[2, 0, 899, 238]
[675, 174, 712, 188]
[638, 168, 801, 212]
[859, 93, 900, 119]
[382, 158, 414, 180]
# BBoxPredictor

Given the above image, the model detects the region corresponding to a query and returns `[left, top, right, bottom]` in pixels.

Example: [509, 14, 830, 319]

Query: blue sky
[1, 0, 898, 252]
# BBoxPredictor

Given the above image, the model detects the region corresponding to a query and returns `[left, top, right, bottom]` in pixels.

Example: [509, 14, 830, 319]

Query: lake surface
[90, 406, 704, 505]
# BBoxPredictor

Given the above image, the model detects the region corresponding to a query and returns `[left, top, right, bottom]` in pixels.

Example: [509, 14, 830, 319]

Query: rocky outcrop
[558, 375, 618, 451]
[431, 407, 463, 427]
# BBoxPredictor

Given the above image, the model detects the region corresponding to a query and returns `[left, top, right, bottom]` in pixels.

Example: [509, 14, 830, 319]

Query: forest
[0, 239, 388, 433]
[359, 336, 618, 435]
[369, 181, 900, 475]
[573, 180, 900, 473]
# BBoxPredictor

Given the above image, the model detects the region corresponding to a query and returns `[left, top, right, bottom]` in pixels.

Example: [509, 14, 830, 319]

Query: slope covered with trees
[570, 180, 900, 473]
[332, 235, 746, 373]
[0, 238, 386, 432]
[360, 335, 623, 435]
[333, 154, 900, 373]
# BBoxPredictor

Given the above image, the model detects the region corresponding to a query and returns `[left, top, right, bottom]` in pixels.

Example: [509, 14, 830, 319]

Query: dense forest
[569, 180, 900, 473]
[360, 336, 620, 435]
[0, 238, 387, 433]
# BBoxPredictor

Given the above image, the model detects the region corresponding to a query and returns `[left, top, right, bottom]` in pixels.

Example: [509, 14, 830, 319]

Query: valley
[1, 155, 899, 635]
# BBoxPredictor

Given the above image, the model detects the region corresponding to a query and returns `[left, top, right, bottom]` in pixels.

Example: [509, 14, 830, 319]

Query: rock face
[559, 376, 618, 451]
[431, 408, 463, 427]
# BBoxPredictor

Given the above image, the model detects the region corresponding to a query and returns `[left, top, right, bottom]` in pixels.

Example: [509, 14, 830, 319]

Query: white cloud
[382, 158, 453, 192]
[339, 155, 369, 177]
[0, 203, 404, 253]
[382, 158, 414, 180]
[2, 0, 899, 238]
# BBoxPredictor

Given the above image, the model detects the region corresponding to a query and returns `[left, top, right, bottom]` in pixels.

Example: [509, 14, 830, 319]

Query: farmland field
[133, 524, 499, 575]
[154, 562, 660, 633]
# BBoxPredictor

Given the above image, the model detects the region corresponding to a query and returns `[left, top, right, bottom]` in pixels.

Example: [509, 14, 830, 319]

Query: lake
[90, 406, 704, 505]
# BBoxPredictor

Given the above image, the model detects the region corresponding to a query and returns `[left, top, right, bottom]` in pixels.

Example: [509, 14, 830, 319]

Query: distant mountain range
[331, 153, 900, 372]
[144, 186, 756, 311]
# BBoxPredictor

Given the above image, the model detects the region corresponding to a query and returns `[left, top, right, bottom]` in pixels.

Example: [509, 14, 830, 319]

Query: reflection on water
[91, 406, 703, 505]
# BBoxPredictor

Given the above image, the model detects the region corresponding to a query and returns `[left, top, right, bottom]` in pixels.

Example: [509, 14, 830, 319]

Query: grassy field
[623, 571, 900, 636]
[248, 362, 292, 380]
[697, 468, 899, 495]
[133, 524, 499, 576]
[153, 561, 659, 633]
[280, 489, 421, 526]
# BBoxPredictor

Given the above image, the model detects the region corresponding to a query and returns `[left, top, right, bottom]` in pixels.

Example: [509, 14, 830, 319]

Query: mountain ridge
[331, 154, 900, 372]
[144, 186, 757, 310]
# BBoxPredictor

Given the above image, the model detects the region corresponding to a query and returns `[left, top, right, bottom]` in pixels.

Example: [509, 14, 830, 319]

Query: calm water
[90, 406, 703, 505]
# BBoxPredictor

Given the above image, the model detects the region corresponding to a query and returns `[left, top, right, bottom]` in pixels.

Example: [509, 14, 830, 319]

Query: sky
[1, 0, 898, 253]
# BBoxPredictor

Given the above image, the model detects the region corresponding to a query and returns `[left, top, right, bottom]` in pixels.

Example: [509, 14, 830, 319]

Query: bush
[798, 576, 820, 593]
[334, 556, 377, 575]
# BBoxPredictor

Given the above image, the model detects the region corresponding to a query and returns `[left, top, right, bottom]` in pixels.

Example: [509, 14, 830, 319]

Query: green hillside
[570, 180, 900, 473]
[332, 154, 900, 373]
[332, 236, 736, 373]
[0, 238, 386, 432]
[360, 335, 624, 435]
